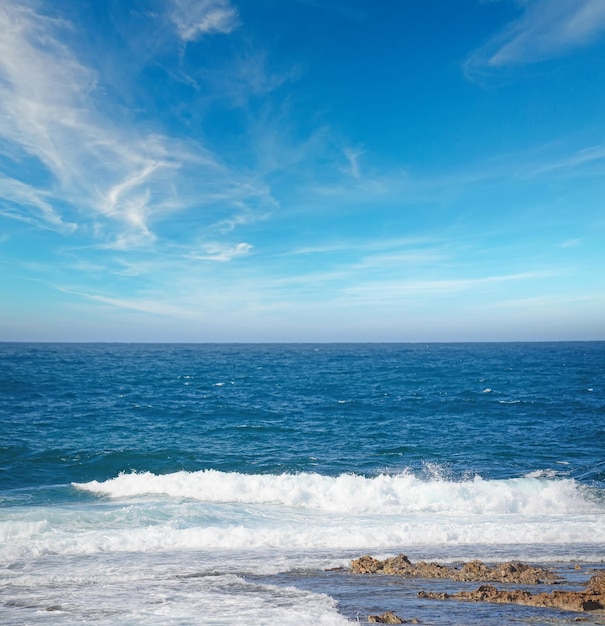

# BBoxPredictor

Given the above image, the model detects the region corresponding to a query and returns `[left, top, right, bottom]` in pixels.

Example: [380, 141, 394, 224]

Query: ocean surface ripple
[1, 342, 604, 624]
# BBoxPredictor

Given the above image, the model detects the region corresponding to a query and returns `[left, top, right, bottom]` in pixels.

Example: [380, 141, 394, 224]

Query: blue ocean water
[1, 342, 604, 624]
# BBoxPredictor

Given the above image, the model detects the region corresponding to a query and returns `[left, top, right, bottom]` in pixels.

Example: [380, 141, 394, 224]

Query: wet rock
[352, 555, 387, 574]
[418, 574, 605, 612]
[368, 610, 405, 623]
[350, 555, 558, 584]
[587, 573, 605, 595]
[464, 560, 558, 585]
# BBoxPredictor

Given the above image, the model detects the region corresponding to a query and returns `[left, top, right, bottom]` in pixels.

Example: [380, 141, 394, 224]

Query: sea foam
[74, 469, 599, 516]
[1, 470, 603, 562]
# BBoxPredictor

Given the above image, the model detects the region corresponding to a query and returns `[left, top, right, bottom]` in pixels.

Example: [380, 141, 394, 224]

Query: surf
[73, 469, 601, 516]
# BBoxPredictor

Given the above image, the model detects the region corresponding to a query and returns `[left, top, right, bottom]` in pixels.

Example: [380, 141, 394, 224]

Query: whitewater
[1, 342, 604, 624]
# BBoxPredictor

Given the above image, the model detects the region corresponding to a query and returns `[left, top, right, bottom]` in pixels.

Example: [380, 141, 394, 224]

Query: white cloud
[195, 50, 302, 114]
[340, 271, 554, 304]
[168, 0, 238, 42]
[520, 144, 605, 178]
[466, 0, 605, 73]
[213, 209, 269, 234]
[0, 2, 165, 241]
[73, 290, 198, 319]
[0, 0, 270, 250]
[0, 4, 92, 177]
[343, 148, 363, 179]
[187, 241, 253, 262]
[0, 173, 76, 232]
[289, 236, 439, 256]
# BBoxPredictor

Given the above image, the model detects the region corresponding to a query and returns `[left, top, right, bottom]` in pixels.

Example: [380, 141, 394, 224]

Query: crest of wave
[74, 469, 599, 516]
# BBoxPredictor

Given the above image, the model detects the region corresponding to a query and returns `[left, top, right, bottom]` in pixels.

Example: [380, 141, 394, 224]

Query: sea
[1, 342, 604, 625]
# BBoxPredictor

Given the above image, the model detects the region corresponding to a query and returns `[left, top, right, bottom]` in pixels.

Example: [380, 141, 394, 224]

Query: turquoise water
[1, 342, 604, 624]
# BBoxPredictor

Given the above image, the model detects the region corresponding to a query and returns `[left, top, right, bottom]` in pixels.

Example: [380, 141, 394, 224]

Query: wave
[1, 471, 600, 561]
[2, 506, 604, 561]
[74, 469, 601, 516]
[2, 470, 604, 561]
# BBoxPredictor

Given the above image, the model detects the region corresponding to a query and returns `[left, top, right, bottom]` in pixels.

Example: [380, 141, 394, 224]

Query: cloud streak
[466, 0, 605, 74]
[168, 0, 239, 42]
[187, 241, 253, 262]
[340, 270, 556, 305]
[0, 0, 268, 251]
[0, 173, 76, 232]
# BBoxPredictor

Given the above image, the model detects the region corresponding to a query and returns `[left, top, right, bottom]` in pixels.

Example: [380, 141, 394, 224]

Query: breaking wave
[74, 469, 601, 516]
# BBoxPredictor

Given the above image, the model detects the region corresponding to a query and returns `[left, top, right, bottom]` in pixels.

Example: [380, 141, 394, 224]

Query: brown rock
[460, 560, 490, 580]
[384, 554, 416, 575]
[368, 611, 405, 623]
[418, 577, 605, 613]
[490, 561, 555, 585]
[351, 555, 385, 574]
[351, 555, 558, 584]
[587, 574, 605, 595]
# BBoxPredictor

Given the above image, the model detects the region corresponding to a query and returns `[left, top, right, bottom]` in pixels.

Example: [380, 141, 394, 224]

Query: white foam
[0, 519, 48, 540]
[524, 469, 560, 479]
[0, 561, 348, 625]
[74, 469, 600, 516]
[2, 508, 604, 563]
[2, 472, 602, 564]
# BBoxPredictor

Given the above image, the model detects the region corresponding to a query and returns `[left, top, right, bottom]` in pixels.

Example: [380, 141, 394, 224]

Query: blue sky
[1, 0, 604, 342]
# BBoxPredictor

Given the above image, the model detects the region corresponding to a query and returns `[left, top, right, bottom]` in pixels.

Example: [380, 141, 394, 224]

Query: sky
[1, 0, 604, 342]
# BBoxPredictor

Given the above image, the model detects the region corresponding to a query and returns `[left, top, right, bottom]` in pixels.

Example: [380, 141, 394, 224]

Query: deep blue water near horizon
[1, 342, 605, 625]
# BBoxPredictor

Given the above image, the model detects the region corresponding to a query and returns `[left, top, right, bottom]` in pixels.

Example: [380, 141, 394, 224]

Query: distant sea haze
[1, 342, 604, 624]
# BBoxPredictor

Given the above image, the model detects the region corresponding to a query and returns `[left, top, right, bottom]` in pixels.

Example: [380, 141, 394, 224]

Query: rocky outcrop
[367, 611, 405, 623]
[350, 555, 558, 584]
[418, 574, 605, 612]
[351, 555, 605, 614]
[367, 612, 419, 624]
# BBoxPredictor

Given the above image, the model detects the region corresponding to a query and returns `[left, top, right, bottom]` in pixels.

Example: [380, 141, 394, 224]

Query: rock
[352, 555, 386, 574]
[350, 555, 558, 584]
[368, 611, 405, 623]
[418, 575, 605, 612]
[587, 573, 605, 595]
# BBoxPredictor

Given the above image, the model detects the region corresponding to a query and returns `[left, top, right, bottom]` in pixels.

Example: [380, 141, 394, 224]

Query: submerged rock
[418, 574, 605, 613]
[350, 555, 558, 584]
[367, 610, 405, 623]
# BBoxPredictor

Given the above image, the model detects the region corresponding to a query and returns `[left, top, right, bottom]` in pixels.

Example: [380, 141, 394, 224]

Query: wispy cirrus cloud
[0, 173, 76, 233]
[340, 270, 556, 304]
[305, 133, 605, 217]
[65, 289, 199, 319]
[168, 0, 239, 42]
[289, 236, 441, 256]
[186, 241, 253, 262]
[0, 2, 168, 241]
[0, 0, 269, 251]
[518, 143, 605, 178]
[466, 0, 605, 74]
[343, 148, 363, 179]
